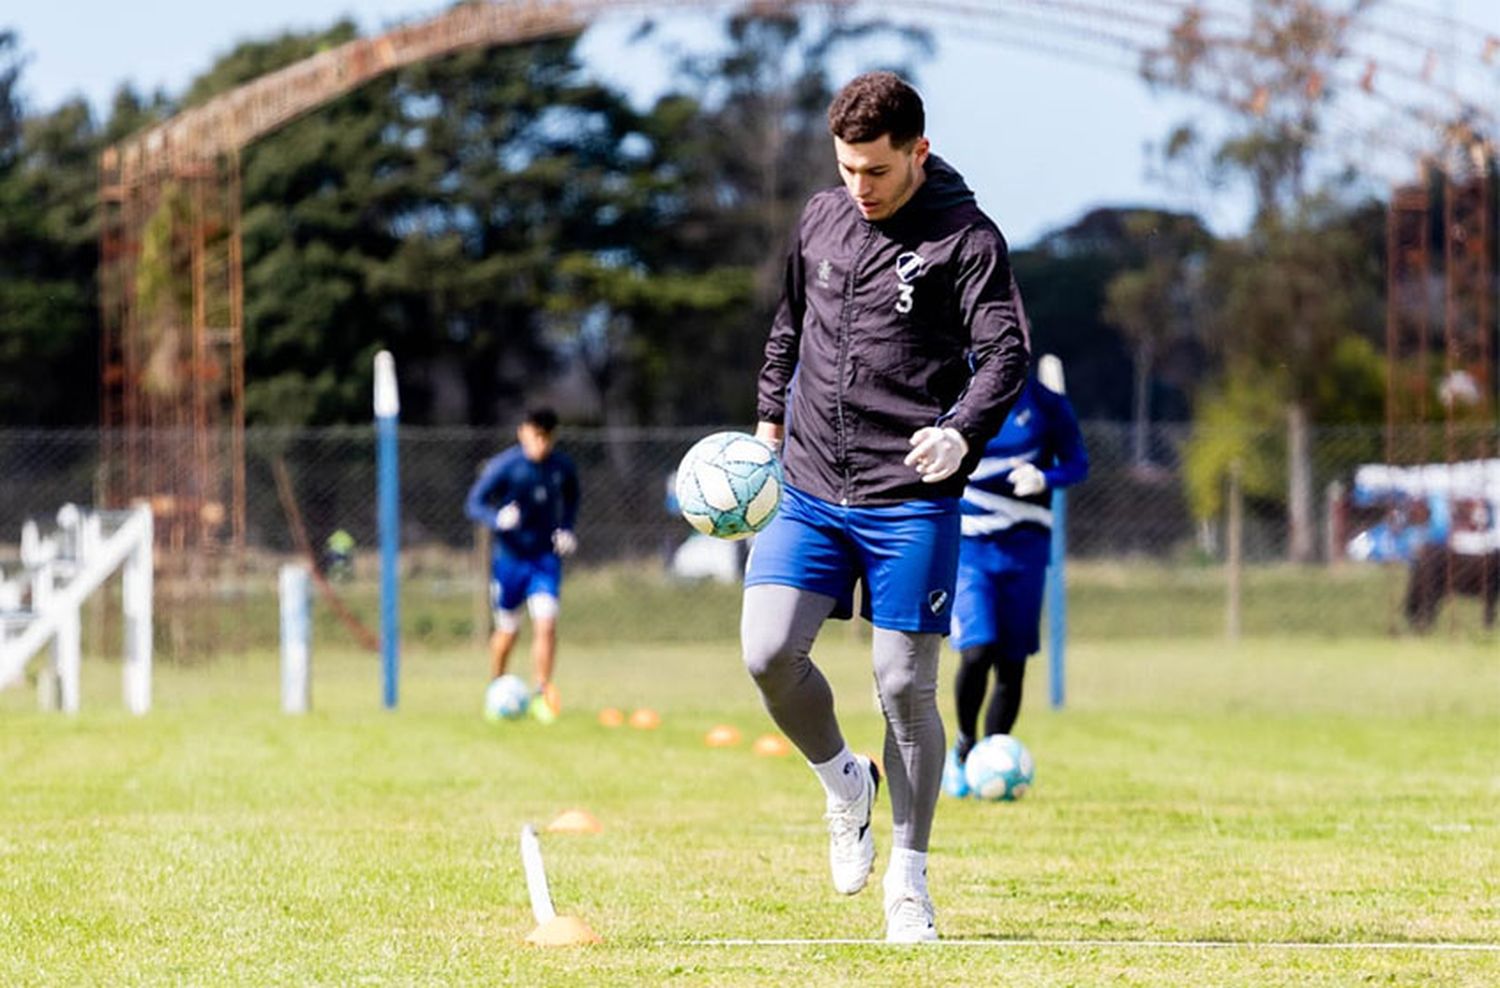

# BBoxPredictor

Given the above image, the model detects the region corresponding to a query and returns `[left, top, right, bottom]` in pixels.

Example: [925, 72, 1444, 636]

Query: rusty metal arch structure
[99, 0, 606, 560]
[99, 0, 1499, 566]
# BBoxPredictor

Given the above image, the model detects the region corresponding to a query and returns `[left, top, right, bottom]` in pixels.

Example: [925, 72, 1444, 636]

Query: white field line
[684, 937, 1500, 953]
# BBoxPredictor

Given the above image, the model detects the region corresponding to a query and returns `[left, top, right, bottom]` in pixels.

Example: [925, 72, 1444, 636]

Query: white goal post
[0, 504, 153, 714]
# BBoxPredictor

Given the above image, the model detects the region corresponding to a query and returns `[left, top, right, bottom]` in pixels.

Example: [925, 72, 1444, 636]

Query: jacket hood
[901, 154, 975, 215]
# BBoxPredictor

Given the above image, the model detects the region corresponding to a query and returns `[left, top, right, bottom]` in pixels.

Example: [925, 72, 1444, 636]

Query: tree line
[1, 8, 1430, 552]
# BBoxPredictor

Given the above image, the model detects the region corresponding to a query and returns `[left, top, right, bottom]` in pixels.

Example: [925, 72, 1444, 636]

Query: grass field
[3, 616, 1497, 985]
[144, 556, 1494, 654]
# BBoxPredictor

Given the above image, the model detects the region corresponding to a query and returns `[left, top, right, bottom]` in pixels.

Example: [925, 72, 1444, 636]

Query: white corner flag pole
[520, 824, 558, 925]
[1037, 354, 1069, 711]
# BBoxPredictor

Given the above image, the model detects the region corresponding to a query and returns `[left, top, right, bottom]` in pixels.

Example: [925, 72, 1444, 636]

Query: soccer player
[943, 374, 1088, 798]
[742, 71, 1030, 942]
[464, 408, 580, 714]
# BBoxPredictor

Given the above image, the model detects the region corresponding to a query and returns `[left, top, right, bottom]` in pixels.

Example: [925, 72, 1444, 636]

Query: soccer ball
[674, 431, 783, 541]
[483, 674, 530, 721]
[963, 734, 1035, 801]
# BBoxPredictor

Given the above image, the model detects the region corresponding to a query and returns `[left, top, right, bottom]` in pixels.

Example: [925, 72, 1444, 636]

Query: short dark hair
[827, 71, 925, 148]
[522, 406, 559, 433]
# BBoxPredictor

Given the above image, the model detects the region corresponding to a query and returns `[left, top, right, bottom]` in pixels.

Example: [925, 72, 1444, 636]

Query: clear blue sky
[7, 1, 1497, 247]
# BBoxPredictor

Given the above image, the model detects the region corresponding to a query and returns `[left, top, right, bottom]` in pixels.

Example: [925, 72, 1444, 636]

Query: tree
[1014, 207, 1213, 425]
[0, 30, 105, 426]
[1145, 1, 1385, 560]
[385, 38, 681, 426]
[555, 9, 933, 426]
[1101, 210, 1212, 466]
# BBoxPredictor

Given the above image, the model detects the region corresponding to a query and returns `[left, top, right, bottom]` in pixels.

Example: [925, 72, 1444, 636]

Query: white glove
[903, 426, 969, 484]
[1007, 463, 1048, 498]
[494, 503, 521, 531]
[552, 529, 577, 557]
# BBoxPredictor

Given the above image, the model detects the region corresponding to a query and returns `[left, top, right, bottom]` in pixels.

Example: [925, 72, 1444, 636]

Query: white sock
[884, 847, 928, 897]
[810, 746, 865, 804]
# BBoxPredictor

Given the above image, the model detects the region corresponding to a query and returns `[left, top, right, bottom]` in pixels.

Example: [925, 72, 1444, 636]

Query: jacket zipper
[836, 226, 875, 506]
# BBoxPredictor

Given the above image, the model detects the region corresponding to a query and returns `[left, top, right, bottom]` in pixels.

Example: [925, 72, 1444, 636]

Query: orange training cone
[546, 809, 603, 834]
[628, 708, 661, 730]
[526, 914, 601, 946]
[597, 707, 625, 727]
[704, 724, 742, 747]
[752, 733, 792, 757]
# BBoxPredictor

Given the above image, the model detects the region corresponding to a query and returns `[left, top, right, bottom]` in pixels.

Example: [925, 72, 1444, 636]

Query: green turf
[2, 633, 1497, 985]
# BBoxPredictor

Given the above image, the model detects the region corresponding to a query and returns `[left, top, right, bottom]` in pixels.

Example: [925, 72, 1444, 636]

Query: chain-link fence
[0, 423, 1495, 658]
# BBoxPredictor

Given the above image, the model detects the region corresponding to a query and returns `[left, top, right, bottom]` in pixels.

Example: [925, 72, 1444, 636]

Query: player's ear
[911, 136, 930, 168]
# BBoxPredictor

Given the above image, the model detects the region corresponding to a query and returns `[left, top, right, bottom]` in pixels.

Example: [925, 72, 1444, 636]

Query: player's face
[518, 423, 555, 462]
[834, 133, 929, 222]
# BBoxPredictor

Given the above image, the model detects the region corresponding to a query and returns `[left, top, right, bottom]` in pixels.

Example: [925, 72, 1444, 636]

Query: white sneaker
[885, 888, 938, 943]
[825, 755, 879, 894]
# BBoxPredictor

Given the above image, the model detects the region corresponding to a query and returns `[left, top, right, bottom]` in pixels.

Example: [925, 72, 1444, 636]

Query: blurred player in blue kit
[464, 408, 580, 710]
[742, 72, 1030, 941]
[944, 373, 1087, 797]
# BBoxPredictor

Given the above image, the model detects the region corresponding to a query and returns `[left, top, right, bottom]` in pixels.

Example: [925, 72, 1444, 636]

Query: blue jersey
[959, 377, 1087, 541]
[464, 446, 580, 560]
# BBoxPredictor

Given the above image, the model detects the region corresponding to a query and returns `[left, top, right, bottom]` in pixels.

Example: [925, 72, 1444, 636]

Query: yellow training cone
[526, 914, 601, 946]
[752, 733, 792, 757]
[628, 708, 661, 730]
[546, 809, 603, 834]
[704, 724, 742, 747]
[597, 707, 625, 727]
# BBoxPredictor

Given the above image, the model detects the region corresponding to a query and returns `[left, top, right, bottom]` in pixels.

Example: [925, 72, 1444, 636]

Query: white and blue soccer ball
[674, 431, 783, 541]
[964, 734, 1035, 801]
[484, 674, 531, 721]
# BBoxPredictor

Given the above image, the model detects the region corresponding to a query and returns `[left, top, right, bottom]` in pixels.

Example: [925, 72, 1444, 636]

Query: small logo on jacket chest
[894, 252, 926, 314]
[816, 258, 833, 288]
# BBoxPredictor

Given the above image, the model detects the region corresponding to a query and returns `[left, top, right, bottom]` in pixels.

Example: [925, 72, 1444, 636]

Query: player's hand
[552, 529, 577, 557]
[495, 503, 521, 531]
[754, 421, 784, 453]
[1007, 463, 1047, 498]
[904, 426, 969, 483]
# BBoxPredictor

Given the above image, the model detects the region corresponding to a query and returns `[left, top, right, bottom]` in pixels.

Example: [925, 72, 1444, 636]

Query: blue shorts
[950, 530, 1049, 657]
[490, 552, 562, 612]
[745, 484, 960, 634]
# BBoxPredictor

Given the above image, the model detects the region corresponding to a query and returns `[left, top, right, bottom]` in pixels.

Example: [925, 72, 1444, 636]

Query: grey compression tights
[741, 583, 946, 852]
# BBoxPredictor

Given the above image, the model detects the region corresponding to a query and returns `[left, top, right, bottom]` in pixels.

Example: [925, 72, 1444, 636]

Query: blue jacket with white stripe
[960, 377, 1087, 539]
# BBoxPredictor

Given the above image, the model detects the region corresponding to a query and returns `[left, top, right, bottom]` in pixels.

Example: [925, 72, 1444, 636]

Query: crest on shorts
[928, 589, 949, 615]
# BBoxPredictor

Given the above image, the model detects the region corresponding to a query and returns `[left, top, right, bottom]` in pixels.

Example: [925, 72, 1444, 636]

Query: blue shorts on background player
[464, 407, 580, 716]
[945, 374, 1088, 798]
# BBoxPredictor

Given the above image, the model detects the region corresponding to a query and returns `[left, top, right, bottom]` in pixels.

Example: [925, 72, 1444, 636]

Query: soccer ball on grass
[964, 734, 1035, 801]
[484, 674, 531, 721]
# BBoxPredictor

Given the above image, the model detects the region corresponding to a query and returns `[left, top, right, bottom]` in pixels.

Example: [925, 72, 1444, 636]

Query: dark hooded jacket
[756, 155, 1031, 505]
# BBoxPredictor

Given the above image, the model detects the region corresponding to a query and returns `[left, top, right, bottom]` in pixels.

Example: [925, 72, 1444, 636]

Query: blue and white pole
[1047, 488, 1069, 710]
[374, 350, 401, 710]
[1037, 355, 1069, 711]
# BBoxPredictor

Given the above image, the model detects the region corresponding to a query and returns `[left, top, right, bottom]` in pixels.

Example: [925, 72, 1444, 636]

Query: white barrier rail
[0, 505, 153, 715]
